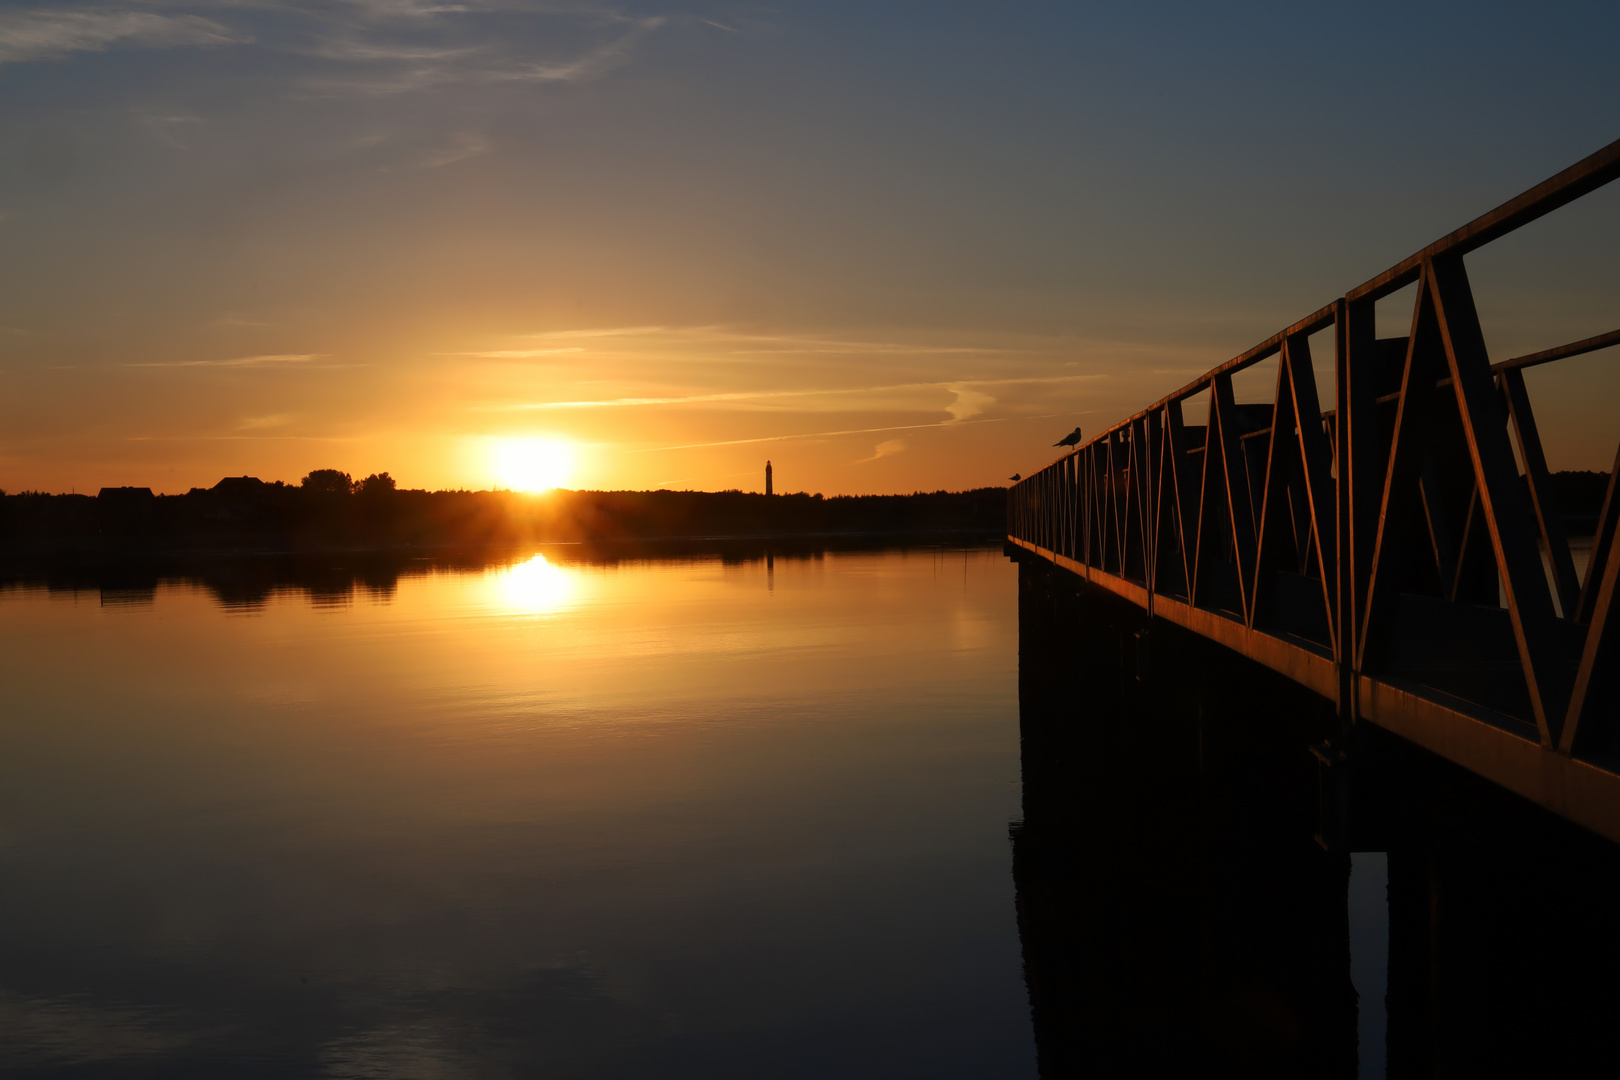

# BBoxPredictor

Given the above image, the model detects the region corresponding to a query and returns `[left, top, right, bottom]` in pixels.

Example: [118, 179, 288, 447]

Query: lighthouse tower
[765, 460, 773, 496]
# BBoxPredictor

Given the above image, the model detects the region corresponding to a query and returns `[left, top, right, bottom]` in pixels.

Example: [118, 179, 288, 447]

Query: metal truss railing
[1009, 138, 1620, 838]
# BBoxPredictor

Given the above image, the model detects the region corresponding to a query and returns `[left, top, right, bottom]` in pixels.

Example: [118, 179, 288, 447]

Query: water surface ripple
[0, 545, 1035, 1079]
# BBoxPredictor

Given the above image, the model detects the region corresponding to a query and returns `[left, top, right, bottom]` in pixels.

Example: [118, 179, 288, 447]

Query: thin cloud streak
[0, 11, 244, 66]
[306, 40, 477, 64]
[856, 438, 906, 464]
[630, 417, 1007, 454]
[130, 354, 320, 370]
[417, 130, 489, 168]
[490, 16, 664, 84]
[236, 414, 295, 431]
[300, 14, 668, 96]
[513, 373, 1105, 410]
[442, 348, 585, 358]
[516, 325, 671, 340]
[508, 326, 1021, 356]
[125, 434, 359, 442]
[944, 385, 995, 422]
[336, 0, 473, 17]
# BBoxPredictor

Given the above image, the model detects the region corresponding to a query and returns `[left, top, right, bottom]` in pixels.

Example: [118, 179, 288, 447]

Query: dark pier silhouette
[1013, 561, 1620, 1077]
[1008, 138, 1620, 844]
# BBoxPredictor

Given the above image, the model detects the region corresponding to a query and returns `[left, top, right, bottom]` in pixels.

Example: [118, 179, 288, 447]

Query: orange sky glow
[1, 4, 1615, 496]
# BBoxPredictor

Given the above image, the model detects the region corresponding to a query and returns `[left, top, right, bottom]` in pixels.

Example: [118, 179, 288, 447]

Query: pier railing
[1008, 138, 1620, 840]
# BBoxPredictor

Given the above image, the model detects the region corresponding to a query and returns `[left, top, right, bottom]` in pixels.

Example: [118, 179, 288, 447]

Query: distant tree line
[0, 471, 1009, 555]
[1551, 470, 1612, 532]
[4, 468, 1608, 557]
[301, 469, 397, 496]
[0, 537, 937, 612]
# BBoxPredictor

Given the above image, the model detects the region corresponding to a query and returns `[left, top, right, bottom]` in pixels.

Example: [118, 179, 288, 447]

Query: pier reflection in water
[1014, 557, 1620, 1078]
[0, 543, 1034, 1079]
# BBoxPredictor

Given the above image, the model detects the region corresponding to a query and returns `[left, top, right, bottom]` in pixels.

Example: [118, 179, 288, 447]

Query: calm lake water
[0, 546, 1036, 1078]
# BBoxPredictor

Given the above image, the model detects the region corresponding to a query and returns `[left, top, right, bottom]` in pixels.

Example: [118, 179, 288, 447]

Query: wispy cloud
[490, 16, 664, 84]
[301, 12, 668, 96]
[0, 4, 672, 95]
[489, 326, 1211, 377]
[308, 39, 476, 64]
[510, 374, 1103, 411]
[125, 433, 358, 442]
[856, 438, 906, 464]
[236, 413, 295, 431]
[336, 0, 476, 18]
[442, 348, 586, 359]
[512, 324, 1012, 357]
[0, 11, 244, 67]
[722, 341, 1008, 358]
[417, 129, 489, 168]
[516, 325, 671, 340]
[127, 353, 321, 369]
[944, 385, 995, 422]
[631, 417, 1007, 454]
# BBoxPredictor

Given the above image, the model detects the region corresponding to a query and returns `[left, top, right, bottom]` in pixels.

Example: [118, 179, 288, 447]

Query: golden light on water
[493, 553, 580, 614]
[492, 438, 577, 492]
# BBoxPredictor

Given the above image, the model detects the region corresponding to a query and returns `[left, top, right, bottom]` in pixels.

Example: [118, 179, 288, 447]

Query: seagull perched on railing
[1008, 473, 1020, 482]
[1053, 426, 1083, 449]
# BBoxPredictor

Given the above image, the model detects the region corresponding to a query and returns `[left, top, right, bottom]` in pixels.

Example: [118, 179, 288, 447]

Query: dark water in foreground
[0, 546, 1034, 1078]
[10, 543, 1620, 1078]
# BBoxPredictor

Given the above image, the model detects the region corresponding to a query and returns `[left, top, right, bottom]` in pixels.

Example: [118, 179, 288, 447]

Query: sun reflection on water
[491, 553, 581, 614]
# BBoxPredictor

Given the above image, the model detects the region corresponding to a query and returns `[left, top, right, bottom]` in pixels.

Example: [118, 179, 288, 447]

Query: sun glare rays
[491, 437, 577, 492]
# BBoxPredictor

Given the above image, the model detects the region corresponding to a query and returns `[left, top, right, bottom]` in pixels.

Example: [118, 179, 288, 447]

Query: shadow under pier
[1013, 557, 1620, 1078]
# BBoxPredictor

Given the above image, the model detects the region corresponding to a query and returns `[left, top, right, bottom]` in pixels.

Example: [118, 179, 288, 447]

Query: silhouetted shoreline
[0, 477, 1009, 557]
[0, 536, 1003, 612]
[7, 468, 1605, 559]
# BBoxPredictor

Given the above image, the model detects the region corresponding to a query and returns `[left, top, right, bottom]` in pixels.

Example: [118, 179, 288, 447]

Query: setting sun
[492, 438, 577, 492]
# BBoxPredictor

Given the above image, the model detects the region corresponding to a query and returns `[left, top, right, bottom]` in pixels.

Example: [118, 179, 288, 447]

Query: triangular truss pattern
[1006, 138, 1620, 814]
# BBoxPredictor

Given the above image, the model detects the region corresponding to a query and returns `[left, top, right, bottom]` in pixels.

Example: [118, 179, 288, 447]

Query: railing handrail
[1032, 136, 1620, 473]
[1005, 137, 1620, 843]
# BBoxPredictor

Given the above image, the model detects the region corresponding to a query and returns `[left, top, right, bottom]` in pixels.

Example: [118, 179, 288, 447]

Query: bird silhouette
[1008, 473, 1021, 482]
[1053, 426, 1083, 449]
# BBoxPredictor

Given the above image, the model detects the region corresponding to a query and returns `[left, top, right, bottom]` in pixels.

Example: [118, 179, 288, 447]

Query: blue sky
[1, 1, 1616, 492]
